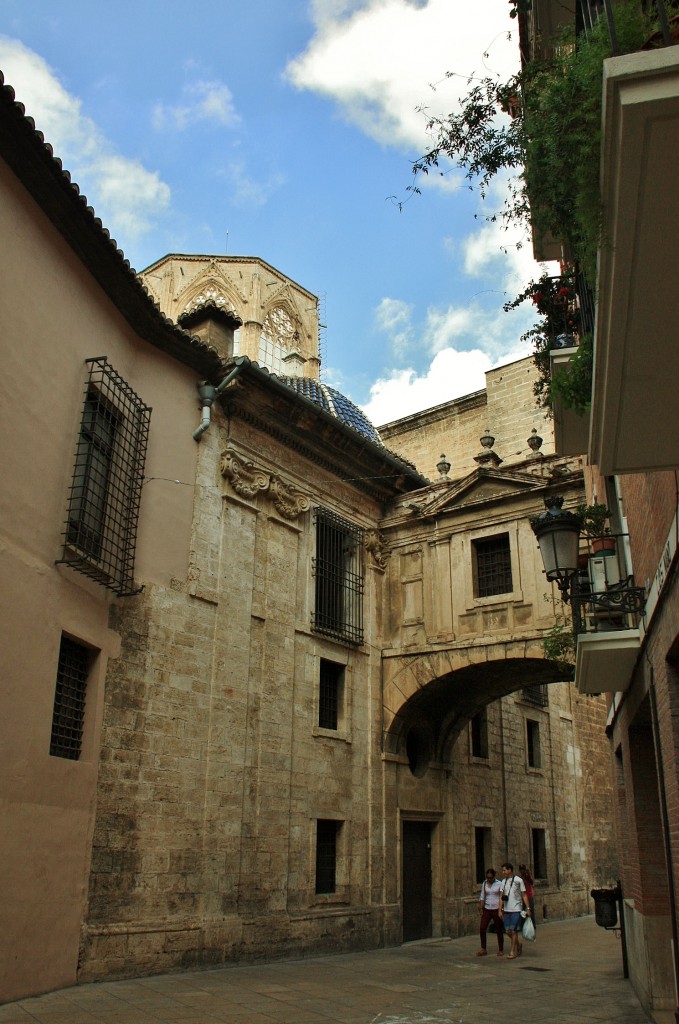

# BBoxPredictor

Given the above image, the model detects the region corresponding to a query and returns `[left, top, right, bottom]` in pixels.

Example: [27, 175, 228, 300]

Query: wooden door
[402, 820, 433, 941]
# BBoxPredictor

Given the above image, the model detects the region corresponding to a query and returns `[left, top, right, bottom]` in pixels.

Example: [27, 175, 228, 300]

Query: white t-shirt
[501, 875, 526, 912]
[480, 878, 503, 909]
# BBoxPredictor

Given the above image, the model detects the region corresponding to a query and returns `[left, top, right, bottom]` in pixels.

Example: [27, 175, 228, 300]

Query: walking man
[499, 862, 531, 959]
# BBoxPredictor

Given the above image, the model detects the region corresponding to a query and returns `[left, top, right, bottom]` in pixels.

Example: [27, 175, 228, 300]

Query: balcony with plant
[573, 502, 646, 693]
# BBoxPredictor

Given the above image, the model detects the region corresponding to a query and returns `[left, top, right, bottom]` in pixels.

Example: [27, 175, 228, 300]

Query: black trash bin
[591, 887, 618, 928]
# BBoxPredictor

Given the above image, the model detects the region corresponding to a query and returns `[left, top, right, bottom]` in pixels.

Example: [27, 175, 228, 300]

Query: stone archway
[383, 638, 569, 762]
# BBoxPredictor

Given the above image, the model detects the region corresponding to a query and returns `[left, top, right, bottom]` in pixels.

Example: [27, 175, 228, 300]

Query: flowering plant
[503, 271, 587, 408]
[505, 272, 580, 345]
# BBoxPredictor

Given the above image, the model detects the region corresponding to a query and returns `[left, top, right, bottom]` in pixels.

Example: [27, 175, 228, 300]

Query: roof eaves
[223, 357, 429, 489]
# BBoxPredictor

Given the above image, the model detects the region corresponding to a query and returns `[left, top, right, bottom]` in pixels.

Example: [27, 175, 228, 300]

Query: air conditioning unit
[588, 553, 620, 592]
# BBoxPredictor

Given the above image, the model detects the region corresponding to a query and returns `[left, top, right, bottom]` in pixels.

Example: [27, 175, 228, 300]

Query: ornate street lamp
[530, 495, 583, 602]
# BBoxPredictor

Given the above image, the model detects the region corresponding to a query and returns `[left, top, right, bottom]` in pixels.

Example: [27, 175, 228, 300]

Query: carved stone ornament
[220, 450, 270, 499]
[220, 449, 310, 519]
[365, 529, 389, 570]
[269, 475, 311, 519]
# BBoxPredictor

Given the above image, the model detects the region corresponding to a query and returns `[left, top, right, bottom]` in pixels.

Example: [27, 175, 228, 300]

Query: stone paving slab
[0, 917, 653, 1024]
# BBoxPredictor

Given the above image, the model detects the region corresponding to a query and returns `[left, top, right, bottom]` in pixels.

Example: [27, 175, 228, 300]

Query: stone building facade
[1, 74, 617, 1004]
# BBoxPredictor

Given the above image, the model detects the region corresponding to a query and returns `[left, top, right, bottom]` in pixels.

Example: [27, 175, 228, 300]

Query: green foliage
[504, 272, 590, 411]
[412, 1, 655, 286]
[550, 333, 593, 415]
[521, 3, 652, 285]
[576, 501, 611, 538]
[411, 0, 657, 411]
[542, 621, 576, 679]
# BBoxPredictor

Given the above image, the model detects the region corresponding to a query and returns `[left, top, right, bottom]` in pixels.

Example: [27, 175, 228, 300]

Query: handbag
[522, 915, 536, 942]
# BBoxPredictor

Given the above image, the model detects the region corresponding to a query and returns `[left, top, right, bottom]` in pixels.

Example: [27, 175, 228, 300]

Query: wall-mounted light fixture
[530, 495, 582, 602]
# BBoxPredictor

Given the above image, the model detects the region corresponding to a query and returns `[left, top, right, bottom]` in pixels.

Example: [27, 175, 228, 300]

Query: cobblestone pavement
[0, 916, 656, 1024]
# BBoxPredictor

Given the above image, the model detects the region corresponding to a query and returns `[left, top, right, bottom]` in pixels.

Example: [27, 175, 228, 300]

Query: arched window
[258, 306, 295, 374]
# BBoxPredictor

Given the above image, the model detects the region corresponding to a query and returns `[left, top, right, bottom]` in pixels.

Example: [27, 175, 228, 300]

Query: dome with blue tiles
[277, 376, 383, 445]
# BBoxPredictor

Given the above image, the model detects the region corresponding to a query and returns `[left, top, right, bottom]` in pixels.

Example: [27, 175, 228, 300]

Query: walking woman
[477, 868, 504, 957]
[519, 863, 536, 929]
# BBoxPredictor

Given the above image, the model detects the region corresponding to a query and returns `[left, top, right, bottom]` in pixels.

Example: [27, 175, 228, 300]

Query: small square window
[319, 659, 344, 730]
[472, 534, 512, 598]
[50, 635, 90, 760]
[315, 819, 341, 894]
[527, 719, 542, 769]
[521, 685, 549, 708]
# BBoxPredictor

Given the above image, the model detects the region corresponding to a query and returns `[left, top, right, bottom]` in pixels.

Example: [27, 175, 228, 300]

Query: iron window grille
[50, 635, 90, 760]
[521, 685, 549, 708]
[312, 508, 364, 645]
[315, 819, 340, 894]
[57, 358, 151, 596]
[472, 534, 513, 598]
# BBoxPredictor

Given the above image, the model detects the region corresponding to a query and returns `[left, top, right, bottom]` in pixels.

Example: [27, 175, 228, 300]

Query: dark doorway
[402, 820, 433, 941]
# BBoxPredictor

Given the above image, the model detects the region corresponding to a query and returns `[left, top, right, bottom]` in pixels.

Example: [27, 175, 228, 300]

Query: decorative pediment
[416, 467, 546, 519]
[263, 281, 298, 312]
[220, 447, 310, 520]
[175, 264, 248, 311]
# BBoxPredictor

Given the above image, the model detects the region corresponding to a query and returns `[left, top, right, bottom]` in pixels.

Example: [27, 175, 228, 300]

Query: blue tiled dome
[277, 376, 382, 445]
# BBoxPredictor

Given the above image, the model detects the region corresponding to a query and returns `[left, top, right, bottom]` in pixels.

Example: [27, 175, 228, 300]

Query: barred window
[472, 534, 513, 598]
[315, 819, 341, 894]
[319, 659, 344, 730]
[521, 685, 549, 708]
[312, 508, 364, 645]
[50, 635, 90, 760]
[58, 358, 151, 596]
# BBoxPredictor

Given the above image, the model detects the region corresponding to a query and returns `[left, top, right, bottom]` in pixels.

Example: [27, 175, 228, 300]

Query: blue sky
[0, 0, 549, 424]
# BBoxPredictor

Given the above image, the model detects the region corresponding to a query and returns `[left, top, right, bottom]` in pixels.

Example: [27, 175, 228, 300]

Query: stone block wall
[380, 357, 552, 480]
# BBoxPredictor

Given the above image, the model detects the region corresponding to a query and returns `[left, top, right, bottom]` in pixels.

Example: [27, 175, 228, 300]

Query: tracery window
[258, 306, 295, 375]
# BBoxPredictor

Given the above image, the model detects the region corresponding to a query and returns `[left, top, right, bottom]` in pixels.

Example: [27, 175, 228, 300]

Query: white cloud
[362, 179, 554, 425]
[152, 80, 240, 131]
[375, 297, 414, 358]
[0, 35, 170, 241]
[221, 159, 286, 208]
[364, 347, 493, 425]
[287, 0, 519, 151]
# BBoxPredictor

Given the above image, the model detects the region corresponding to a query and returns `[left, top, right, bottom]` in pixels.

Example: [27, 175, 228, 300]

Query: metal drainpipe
[192, 364, 243, 442]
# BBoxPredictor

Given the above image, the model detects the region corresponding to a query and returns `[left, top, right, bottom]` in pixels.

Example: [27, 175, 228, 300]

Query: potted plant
[577, 502, 615, 553]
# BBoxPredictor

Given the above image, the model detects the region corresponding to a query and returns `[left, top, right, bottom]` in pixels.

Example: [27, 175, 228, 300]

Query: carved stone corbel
[365, 529, 389, 571]
[269, 475, 311, 519]
[220, 449, 270, 499]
